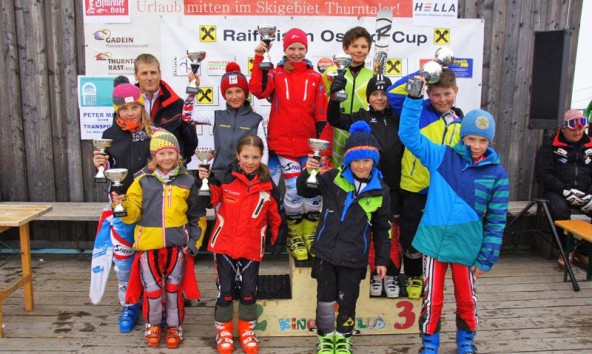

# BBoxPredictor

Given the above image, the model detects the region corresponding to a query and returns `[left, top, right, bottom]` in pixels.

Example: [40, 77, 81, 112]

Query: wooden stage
[0, 250, 591, 353]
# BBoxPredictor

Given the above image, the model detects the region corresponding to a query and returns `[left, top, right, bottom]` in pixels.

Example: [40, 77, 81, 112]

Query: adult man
[134, 53, 198, 164]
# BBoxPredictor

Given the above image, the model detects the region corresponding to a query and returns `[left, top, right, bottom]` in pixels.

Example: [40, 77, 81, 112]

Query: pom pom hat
[342, 121, 380, 166]
[220, 62, 250, 97]
[113, 84, 144, 114]
[460, 109, 496, 141]
[150, 129, 180, 156]
[366, 74, 393, 101]
[283, 28, 308, 51]
[564, 109, 585, 121]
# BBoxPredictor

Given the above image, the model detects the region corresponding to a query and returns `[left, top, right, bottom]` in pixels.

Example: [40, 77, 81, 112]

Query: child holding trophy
[197, 134, 281, 354]
[297, 121, 391, 354]
[249, 27, 329, 261]
[111, 129, 205, 349]
[89, 83, 153, 333]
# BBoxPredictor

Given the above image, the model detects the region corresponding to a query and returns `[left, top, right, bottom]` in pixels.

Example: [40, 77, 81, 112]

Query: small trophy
[93, 138, 113, 183]
[435, 47, 455, 67]
[104, 168, 128, 217]
[257, 25, 277, 70]
[195, 148, 217, 196]
[186, 50, 206, 94]
[331, 54, 353, 102]
[405, 61, 443, 98]
[306, 139, 331, 188]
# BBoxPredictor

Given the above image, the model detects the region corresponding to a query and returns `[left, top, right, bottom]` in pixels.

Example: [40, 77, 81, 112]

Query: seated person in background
[538, 109, 592, 267]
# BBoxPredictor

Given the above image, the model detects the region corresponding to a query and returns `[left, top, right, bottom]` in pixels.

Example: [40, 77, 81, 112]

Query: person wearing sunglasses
[538, 109, 592, 267]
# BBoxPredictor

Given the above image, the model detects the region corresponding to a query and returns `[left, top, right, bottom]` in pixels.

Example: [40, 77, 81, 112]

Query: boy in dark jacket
[297, 121, 391, 354]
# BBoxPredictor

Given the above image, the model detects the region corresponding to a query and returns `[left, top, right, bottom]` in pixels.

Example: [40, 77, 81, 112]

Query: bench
[554, 220, 592, 283]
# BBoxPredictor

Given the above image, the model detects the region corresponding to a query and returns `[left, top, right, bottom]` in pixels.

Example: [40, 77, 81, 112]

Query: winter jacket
[327, 100, 403, 214]
[142, 80, 198, 163]
[297, 167, 391, 268]
[121, 166, 205, 252]
[399, 97, 509, 271]
[539, 130, 592, 194]
[207, 164, 282, 262]
[101, 124, 151, 193]
[387, 71, 463, 193]
[249, 55, 327, 157]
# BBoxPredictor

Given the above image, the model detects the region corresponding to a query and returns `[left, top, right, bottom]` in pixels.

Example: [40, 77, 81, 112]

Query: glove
[330, 76, 347, 94]
[563, 188, 586, 207]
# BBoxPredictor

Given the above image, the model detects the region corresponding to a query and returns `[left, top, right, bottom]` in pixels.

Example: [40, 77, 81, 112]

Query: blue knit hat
[460, 109, 496, 141]
[342, 121, 380, 166]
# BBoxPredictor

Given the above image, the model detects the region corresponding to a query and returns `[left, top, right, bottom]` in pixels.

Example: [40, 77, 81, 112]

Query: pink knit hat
[112, 84, 144, 114]
[283, 28, 308, 51]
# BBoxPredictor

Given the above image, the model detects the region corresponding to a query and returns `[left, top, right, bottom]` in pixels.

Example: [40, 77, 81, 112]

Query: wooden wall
[0, 0, 584, 245]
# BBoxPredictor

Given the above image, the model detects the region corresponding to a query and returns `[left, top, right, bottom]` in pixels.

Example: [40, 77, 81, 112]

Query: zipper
[316, 210, 333, 241]
[348, 71, 356, 112]
[363, 222, 369, 254]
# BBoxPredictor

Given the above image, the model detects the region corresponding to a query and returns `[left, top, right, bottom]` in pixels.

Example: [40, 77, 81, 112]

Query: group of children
[92, 24, 509, 354]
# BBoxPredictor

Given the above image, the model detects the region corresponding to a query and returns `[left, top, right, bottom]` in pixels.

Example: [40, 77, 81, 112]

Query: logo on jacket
[554, 148, 568, 158]
[370, 117, 377, 124]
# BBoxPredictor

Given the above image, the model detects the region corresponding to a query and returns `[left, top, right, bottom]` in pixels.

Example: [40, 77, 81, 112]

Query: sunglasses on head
[564, 117, 588, 129]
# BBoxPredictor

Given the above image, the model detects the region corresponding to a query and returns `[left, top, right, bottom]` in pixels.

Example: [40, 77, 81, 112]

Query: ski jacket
[297, 167, 392, 268]
[387, 71, 463, 193]
[207, 165, 282, 262]
[327, 100, 403, 214]
[539, 130, 592, 194]
[249, 55, 327, 157]
[399, 97, 509, 271]
[120, 166, 205, 252]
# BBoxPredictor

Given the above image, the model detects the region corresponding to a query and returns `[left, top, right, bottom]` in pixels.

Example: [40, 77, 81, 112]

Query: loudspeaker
[528, 30, 571, 129]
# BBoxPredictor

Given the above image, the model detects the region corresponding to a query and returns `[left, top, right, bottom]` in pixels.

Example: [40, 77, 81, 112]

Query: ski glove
[330, 76, 347, 94]
[581, 196, 592, 213]
[563, 188, 586, 207]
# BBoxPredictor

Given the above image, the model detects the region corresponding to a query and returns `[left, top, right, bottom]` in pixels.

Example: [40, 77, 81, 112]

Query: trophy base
[306, 182, 320, 189]
[259, 62, 273, 70]
[198, 189, 211, 197]
[113, 210, 128, 218]
[186, 86, 200, 95]
[331, 92, 348, 102]
[95, 177, 107, 183]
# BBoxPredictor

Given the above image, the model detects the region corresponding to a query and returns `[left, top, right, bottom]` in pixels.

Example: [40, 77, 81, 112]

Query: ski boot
[370, 275, 383, 297]
[238, 320, 259, 354]
[166, 326, 183, 349]
[145, 324, 162, 348]
[334, 331, 353, 354]
[119, 303, 141, 333]
[215, 321, 234, 354]
[286, 216, 308, 261]
[407, 276, 423, 299]
[316, 331, 335, 354]
[456, 330, 477, 354]
[301, 212, 320, 254]
[397, 273, 409, 298]
[384, 275, 401, 298]
[418, 332, 440, 353]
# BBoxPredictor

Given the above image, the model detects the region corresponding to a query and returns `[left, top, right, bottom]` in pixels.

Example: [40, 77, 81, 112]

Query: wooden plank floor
[1, 250, 592, 353]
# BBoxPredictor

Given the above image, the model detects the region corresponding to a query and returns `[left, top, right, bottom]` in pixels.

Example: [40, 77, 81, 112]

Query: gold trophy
[104, 168, 128, 217]
[306, 139, 331, 188]
[186, 50, 206, 94]
[93, 138, 112, 183]
[195, 148, 216, 196]
[257, 25, 277, 70]
[331, 53, 353, 102]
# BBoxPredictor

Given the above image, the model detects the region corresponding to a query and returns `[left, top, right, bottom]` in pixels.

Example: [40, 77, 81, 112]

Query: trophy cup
[186, 50, 206, 94]
[257, 25, 277, 70]
[195, 148, 217, 196]
[405, 61, 443, 98]
[435, 47, 455, 67]
[331, 54, 353, 102]
[104, 168, 128, 217]
[93, 138, 113, 183]
[306, 139, 331, 188]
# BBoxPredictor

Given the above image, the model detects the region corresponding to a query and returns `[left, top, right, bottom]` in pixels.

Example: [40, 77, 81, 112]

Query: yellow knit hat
[150, 129, 180, 156]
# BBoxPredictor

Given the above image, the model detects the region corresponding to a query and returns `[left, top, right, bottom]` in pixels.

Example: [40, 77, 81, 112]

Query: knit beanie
[112, 83, 144, 114]
[220, 62, 249, 97]
[150, 129, 180, 156]
[460, 109, 496, 141]
[366, 74, 393, 101]
[342, 121, 380, 167]
[564, 109, 584, 121]
[283, 28, 308, 51]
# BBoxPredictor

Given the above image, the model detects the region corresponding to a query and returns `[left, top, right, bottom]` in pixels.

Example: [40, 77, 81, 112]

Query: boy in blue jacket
[399, 79, 509, 354]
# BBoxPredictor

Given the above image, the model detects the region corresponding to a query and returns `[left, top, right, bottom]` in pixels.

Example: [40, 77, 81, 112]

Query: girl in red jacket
[198, 134, 281, 354]
[249, 28, 329, 262]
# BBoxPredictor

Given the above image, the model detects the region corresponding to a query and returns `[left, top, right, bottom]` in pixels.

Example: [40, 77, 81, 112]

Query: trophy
[306, 139, 331, 188]
[405, 61, 443, 98]
[435, 47, 455, 67]
[104, 168, 128, 217]
[93, 138, 112, 183]
[257, 25, 277, 70]
[195, 148, 217, 196]
[186, 50, 206, 94]
[331, 54, 353, 102]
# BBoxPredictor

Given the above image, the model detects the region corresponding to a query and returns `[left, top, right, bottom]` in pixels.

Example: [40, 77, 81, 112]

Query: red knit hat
[220, 62, 249, 97]
[283, 28, 308, 51]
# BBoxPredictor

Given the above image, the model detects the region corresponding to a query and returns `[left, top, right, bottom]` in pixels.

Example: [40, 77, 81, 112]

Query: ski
[373, 8, 393, 75]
